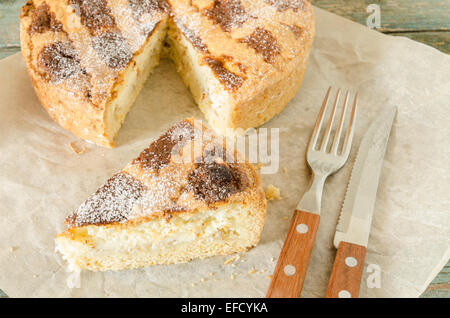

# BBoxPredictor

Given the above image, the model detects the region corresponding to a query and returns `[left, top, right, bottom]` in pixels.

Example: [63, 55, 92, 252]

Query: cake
[55, 118, 267, 271]
[20, 0, 315, 147]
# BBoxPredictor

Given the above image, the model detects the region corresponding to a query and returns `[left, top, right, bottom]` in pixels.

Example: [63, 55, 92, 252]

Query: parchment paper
[0, 7, 449, 297]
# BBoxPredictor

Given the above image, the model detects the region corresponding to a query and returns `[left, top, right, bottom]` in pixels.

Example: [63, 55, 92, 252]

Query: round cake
[20, 0, 315, 147]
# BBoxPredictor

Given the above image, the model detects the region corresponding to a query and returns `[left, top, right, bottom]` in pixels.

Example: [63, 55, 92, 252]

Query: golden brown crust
[61, 118, 265, 232]
[21, 0, 314, 146]
[20, 0, 168, 147]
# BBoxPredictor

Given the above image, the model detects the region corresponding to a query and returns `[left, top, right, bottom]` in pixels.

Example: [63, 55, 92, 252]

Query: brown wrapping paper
[0, 7, 449, 297]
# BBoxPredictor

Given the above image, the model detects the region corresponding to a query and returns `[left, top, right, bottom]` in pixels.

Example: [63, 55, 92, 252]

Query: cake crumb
[209, 272, 215, 276]
[255, 163, 264, 170]
[200, 278, 205, 282]
[265, 275, 273, 280]
[33, 274, 38, 278]
[224, 255, 240, 265]
[9, 246, 16, 252]
[69, 141, 86, 155]
[265, 184, 281, 200]
[270, 257, 275, 262]
[191, 283, 196, 287]
[230, 274, 235, 280]
[248, 268, 256, 274]
[283, 215, 288, 220]
[283, 167, 288, 173]
[231, 264, 236, 267]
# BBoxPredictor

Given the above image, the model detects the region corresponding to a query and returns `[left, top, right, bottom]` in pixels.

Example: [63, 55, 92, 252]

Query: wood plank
[0, 0, 24, 48]
[421, 262, 450, 298]
[312, 0, 450, 32]
[389, 31, 450, 54]
[0, 46, 19, 60]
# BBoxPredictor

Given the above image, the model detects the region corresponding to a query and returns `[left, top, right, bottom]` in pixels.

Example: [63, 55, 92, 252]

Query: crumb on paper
[283, 215, 288, 220]
[33, 274, 38, 278]
[224, 254, 240, 265]
[209, 272, 215, 276]
[265, 275, 273, 280]
[231, 264, 236, 267]
[9, 246, 16, 252]
[283, 167, 288, 173]
[191, 283, 196, 287]
[230, 274, 235, 280]
[200, 278, 205, 282]
[265, 184, 281, 201]
[248, 268, 256, 274]
[69, 141, 86, 155]
[270, 257, 275, 262]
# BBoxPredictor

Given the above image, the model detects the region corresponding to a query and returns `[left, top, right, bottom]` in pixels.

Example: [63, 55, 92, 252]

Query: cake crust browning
[56, 119, 267, 271]
[62, 118, 263, 228]
[21, 0, 315, 146]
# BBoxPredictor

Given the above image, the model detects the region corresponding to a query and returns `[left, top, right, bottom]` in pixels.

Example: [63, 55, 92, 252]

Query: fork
[266, 87, 358, 298]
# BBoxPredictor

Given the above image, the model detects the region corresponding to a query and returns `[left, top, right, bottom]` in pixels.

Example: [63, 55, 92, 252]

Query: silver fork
[267, 87, 358, 298]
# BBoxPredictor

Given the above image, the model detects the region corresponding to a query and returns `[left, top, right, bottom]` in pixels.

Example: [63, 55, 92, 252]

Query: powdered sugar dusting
[203, 0, 249, 32]
[37, 41, 86, 83]
[187, 162, 247, 204]
[65, 119, 250, 226]
[66, 172, 147, 227]
[132, 120, 195, 172]
[240, 28, 280, 64]
[29, 2, 63, 35]
[91, 31, 133, 69]
[69, 0, 116, 34]
[128, 0, 169, 18]
[264, 0, 305, 12]
[204, 57, 244, 90]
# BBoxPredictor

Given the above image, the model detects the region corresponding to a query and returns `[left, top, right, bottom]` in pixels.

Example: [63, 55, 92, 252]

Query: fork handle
[266, 210, 320, 298]
[326, 242, 366, 298]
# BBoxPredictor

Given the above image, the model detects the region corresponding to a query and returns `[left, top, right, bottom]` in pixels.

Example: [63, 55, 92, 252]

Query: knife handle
[266, 210, 320, 298]
[326, 242, 367, 298]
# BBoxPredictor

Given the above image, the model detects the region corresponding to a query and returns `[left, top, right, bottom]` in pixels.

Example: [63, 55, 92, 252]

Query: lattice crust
[63, 118, 264, 228]
[55, 119, 267, 271]
[20, 0, 314, 147]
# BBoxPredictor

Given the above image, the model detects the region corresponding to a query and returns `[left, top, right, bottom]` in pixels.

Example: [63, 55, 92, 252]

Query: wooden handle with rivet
[266, 210, 320, 298]
[326, 241, 367, 298]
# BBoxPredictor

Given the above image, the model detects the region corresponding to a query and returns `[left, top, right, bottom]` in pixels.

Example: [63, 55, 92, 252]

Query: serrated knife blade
[334, 107, 397, 248]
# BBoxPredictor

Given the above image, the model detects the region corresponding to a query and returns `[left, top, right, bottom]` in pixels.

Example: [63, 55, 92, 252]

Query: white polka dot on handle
[345, 257, 358, 267]
[296, 223, 309, 234]
[283, 265, 296, 276]
[338, 290, 352, 298]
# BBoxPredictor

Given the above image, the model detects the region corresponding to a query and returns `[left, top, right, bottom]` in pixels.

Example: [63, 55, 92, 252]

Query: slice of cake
[55, 118, 267, 271]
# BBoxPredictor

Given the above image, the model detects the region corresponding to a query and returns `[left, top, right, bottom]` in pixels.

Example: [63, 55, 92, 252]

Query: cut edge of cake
[55, 118, 267, 271]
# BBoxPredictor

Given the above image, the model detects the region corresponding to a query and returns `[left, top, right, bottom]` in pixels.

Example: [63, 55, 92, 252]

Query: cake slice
[20, 0, 315, 147]
[55, 118, 266, 271]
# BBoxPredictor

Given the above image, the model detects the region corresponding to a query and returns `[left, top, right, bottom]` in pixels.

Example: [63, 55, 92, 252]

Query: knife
[326, 107, 397, 298]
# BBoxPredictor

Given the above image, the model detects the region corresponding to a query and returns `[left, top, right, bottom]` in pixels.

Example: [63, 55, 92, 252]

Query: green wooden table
[0, 0, 448, 298]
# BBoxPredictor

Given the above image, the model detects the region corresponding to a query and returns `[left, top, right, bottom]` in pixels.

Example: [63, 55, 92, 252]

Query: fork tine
[331, 90, 350, 154]
[320, 89, 340, 151]
[309, 87, 331, 151]
[341, 93, 358, 157]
